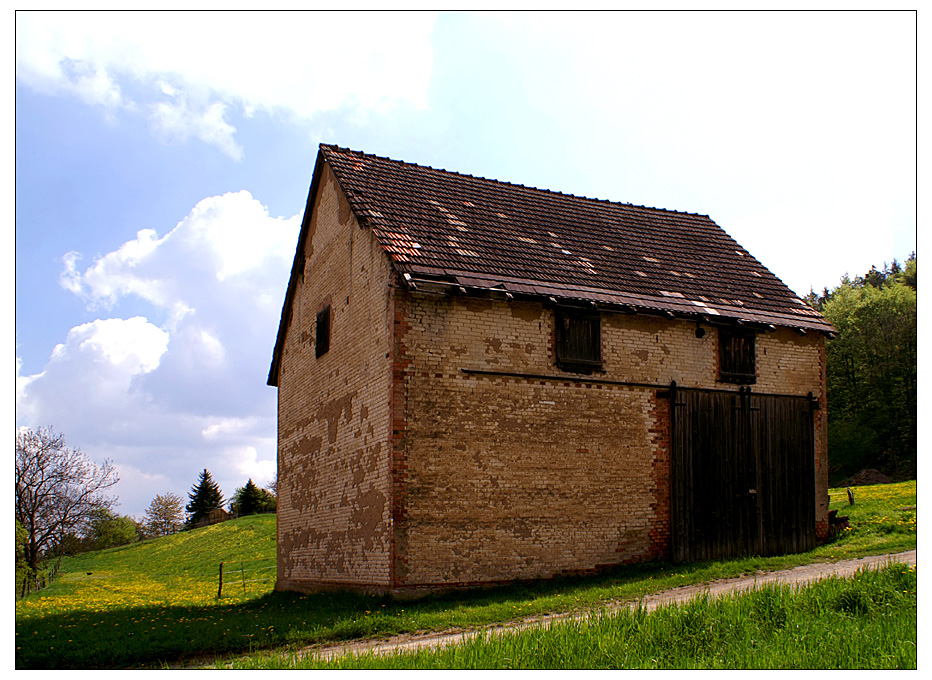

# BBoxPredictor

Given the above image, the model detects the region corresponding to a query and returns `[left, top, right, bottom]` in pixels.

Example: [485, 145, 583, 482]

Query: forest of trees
[805, 253, 917, 484]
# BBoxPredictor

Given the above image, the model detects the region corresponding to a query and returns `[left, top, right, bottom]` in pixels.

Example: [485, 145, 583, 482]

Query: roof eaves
[401, 265, 836, 335]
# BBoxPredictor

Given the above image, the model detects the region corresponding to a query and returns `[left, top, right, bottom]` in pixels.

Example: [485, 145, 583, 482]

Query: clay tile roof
[319, 144, 832, 331]
[268, 144, 833, 385]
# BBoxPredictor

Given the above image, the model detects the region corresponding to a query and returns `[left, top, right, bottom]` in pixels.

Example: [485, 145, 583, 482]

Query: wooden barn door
[669, 385, 816, 563]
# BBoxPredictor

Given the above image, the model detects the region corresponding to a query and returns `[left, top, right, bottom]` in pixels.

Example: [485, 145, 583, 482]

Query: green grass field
[233, 563, 917, 670]
[15, 481, 916, 669]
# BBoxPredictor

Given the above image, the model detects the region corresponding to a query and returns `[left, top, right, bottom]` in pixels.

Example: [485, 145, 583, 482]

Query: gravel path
[306, 550, 917, 663]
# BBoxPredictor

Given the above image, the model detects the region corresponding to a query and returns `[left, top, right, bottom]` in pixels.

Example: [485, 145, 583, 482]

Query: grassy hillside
[16, 513, 278, 668]
[19, 513, 277, 614]
[16, 482, 916, 669]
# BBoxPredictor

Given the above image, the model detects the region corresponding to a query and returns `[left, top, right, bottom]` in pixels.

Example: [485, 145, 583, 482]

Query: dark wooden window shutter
[555, 309, 601, 372]
[719, 329, 755, 384]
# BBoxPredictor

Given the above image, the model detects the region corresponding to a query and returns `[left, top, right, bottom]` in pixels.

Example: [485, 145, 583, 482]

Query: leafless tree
[143, 492, 185, 538]
[15, 427, 119, 571]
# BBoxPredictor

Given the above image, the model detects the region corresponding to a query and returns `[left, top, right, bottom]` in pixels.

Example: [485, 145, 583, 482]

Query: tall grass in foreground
[248, 563, 916, 670]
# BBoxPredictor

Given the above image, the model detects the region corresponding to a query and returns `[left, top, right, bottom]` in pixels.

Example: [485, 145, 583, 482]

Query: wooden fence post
[217, 562, 224, 599]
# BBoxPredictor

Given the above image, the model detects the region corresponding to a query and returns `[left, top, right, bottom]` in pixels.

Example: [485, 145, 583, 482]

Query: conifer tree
[230, 478, 276, 516]
[185, 469, 224, 528]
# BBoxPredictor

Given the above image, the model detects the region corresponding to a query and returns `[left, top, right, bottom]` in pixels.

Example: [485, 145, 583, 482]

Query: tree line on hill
[804, 252, 917, 484]
[183, 468, 277, 527]
[14, 427, 276, 574]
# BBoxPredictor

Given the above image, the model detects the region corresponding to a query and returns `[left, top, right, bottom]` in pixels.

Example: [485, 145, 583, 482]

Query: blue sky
[14, 10, 917, 518]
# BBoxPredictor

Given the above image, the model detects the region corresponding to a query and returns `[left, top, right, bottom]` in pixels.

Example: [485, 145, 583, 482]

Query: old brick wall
[757, 328, 829, 537]
[275, 166, 396, 593]
[393, 294, 828, 589]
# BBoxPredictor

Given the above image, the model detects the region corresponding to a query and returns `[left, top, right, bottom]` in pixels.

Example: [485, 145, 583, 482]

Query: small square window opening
[719, 329, 755, 384]
[555, 308, 601, 373]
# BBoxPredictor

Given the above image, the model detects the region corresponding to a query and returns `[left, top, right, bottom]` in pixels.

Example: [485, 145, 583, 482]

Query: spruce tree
[232, 478, 258, 517]
[185, 469, 224, 527]
[230, 478, 276, 516]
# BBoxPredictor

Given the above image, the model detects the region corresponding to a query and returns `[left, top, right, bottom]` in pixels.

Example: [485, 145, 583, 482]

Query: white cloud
[61, 191, 299, 310]
[151, 97, 243, 161]
[15, 11, 437, 158]
[231, 445, 276, 487]
[16, 317, 169, 433]
[17, 191, 299, 515]
[16, 356, 38, 410]
[60, 252, 84, 296]
[202, 417, 255, 441]
[62, 228, 168, 308]
[181, 191, 299, 281]
[72, 317, 169, 374]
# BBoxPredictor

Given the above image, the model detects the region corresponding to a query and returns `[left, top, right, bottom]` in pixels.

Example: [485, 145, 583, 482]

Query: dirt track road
[307, 550, 917, 663]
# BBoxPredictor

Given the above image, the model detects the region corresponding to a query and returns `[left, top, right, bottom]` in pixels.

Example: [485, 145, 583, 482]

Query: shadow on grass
[17, 557, 717, 669]
[15, 539, 913, 670]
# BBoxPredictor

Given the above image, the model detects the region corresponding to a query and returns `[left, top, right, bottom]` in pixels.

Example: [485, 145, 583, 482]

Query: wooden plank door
[670, 386, 815, 562]
[753, 394, 817, 556]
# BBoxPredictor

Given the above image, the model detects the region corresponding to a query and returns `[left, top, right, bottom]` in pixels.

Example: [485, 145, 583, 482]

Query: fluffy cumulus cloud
[16, 192, 300, 516]
[16, 317, 169, 426]
[15, 11, 436, 159]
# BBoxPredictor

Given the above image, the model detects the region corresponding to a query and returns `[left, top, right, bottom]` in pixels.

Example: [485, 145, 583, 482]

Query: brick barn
[268, 144, 835, 597]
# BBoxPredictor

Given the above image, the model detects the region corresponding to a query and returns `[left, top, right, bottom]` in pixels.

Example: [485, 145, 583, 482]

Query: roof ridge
[319, 143, 711, 220]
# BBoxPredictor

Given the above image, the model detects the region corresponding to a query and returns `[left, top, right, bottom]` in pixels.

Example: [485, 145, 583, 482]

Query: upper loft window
[555, 308, 602, 373]
[315, 306, 331, 358]
[719, 329, 755, 384]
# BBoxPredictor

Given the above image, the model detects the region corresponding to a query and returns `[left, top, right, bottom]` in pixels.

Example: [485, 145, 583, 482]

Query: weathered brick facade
[275, 165, 396, 592]
[269, 145, 832, 596]
[390, 291, 827, 593]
